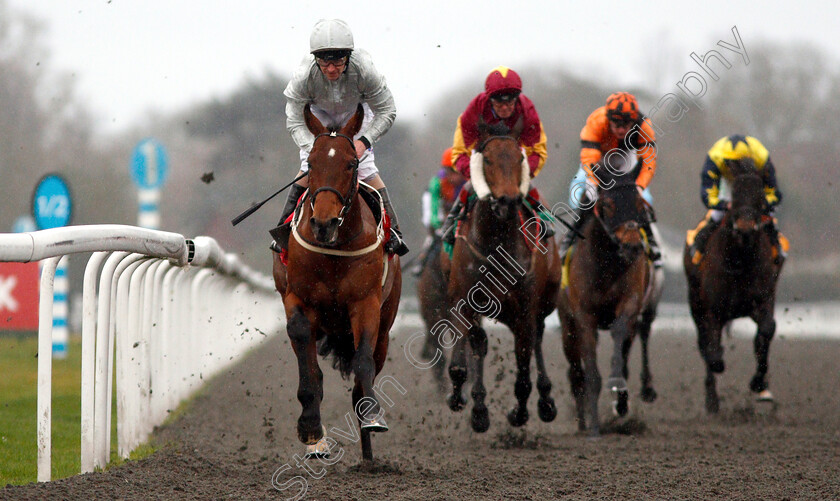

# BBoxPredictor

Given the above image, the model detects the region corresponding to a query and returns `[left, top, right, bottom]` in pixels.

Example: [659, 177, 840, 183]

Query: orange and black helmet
[485, 66, 522, 98]
[441, 147, 453, 168]
[605, 92, 639, 122]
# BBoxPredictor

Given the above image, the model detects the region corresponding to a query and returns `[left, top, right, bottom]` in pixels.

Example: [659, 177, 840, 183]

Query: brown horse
[415, 169, 466, 387]
[445, 129, 562, 433]
[272, 104, 401, 461]
[683, 158, 783, 413]
[556, 180, 663, 437]
[415, 235, 449, 386]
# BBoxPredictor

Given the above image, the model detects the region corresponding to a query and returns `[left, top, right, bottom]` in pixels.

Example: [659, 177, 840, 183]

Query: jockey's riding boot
[642, 222, 663, 268]
[559, 207, 586, 256]
[269, 183, 307, 253]
[690, 217, 721, 257]
[411, 231, 436, 276]
[526, 190, 555, 239]
[441, 194, 467, 250]
[378, 187, 410, 256]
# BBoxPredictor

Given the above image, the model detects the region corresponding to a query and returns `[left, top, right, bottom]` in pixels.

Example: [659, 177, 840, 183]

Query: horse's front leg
[446, 308, 470, 413]
[348, 296, 387, 431]
[467, 322, 491, 432]
[608, 314, 635, 417]
[696, 313, 725, 413]
[637, 308, 658, 402]
[577, 315, 602, 437]
[284, 296, 324, 445]
[534, 317, 557, 422]
[507, 316, 535, 428]
[749, 303, 776, 400]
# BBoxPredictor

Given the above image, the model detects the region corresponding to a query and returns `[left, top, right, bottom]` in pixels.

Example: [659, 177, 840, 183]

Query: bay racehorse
[272, 104, 401, 460]
[556, 179, 663, 437]
[683, 158, 783, 413]
[445, 127, 562, 433]
[414, 235, 449, 387]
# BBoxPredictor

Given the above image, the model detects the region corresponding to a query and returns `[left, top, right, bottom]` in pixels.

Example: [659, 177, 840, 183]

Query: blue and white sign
[32, 174, 72, 230]
[130, 138, 169, 189]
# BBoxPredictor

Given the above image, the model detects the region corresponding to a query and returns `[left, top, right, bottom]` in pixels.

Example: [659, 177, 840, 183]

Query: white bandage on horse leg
[470, 151, 491, 199]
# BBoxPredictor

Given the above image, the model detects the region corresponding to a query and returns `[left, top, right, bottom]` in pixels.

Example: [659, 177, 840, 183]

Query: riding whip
[231, 171, 309, 226]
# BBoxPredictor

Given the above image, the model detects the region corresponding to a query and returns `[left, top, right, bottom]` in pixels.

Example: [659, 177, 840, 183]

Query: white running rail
[0, 225, 282, 482]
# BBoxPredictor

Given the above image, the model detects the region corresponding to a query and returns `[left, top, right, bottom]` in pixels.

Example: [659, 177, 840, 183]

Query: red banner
[0, 262, 40, 331]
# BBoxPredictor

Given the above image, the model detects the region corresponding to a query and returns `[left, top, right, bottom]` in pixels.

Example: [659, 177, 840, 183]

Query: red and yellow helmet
[485, 66, 522, 97]
[605, 92, 639, 122]
[441, 147, 453, 168]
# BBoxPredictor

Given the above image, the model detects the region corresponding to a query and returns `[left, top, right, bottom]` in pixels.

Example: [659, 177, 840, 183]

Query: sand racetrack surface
[5, 322, 840, 500]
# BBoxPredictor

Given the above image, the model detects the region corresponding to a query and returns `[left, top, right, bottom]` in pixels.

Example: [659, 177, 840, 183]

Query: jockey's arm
[452, 115, 474, 178]
[700, 155, 726, 210]
[428, 176, 443, 229]
[284, 98, 314, 152]
[580, 110, 606, 187]
[633, 120, 657, 190]
[523, 121, 548, 177]
[355, 50, 397, 148]
[762, 156, 782, 208]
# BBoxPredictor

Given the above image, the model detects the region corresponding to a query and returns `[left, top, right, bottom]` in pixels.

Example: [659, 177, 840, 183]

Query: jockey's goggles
[489, 91, 520, 104]
[608, 116, 635, 128]
[315, 51, 349, 68]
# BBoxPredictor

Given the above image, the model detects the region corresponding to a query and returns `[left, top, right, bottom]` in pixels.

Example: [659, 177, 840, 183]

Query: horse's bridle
[476, 134, 518, 153]
[307, 131, 360, 227]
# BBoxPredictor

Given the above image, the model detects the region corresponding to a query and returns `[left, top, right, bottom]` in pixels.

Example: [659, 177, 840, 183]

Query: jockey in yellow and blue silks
[690, 134, 784, 258]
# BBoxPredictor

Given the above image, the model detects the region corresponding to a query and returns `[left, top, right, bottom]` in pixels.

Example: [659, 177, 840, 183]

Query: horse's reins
[291, 132, 385, 257]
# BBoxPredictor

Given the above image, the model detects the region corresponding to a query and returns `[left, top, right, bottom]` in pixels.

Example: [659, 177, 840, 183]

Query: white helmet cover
[310, 19, 354, 53]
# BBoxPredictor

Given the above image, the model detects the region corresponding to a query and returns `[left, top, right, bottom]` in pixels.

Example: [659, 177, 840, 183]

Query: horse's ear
[304, 104, 327, 136]
[340, 103, 365, 138]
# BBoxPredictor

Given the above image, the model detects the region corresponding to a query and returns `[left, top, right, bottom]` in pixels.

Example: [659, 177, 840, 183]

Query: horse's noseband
[308, 131, 359, 226]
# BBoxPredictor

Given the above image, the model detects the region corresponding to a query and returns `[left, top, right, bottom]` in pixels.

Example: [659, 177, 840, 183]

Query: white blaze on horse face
[328, 148, 336, 158]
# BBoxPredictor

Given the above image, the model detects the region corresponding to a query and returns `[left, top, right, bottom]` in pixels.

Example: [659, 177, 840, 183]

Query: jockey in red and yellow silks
[561, 92, 662, 266]
[451, 67, 547, 178]
[441, 66, 551, 250]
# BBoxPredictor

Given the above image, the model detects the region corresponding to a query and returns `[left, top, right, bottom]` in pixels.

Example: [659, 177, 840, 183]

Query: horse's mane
[727, 158, 765, 211]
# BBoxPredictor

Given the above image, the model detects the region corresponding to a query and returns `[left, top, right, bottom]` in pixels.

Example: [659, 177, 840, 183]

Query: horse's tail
[317, 332, 355, 378]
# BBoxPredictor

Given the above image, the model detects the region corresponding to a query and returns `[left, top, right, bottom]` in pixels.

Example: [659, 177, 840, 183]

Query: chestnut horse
[445, 129, 562, 433]
[272, 104, 401, 461]
[556, 180, 663, 437]
[683, 158, 783, 413]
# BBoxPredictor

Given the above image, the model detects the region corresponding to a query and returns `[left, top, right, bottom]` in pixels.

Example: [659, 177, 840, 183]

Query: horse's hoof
[612, 391, 630, 417]
[749, 375, 768, 393]
[538, 398, 557, 423]
[360, 416, 389, 433]
[606, 377, 628, 392]
[304, 436, 331, 459]
[755, 389, 774, 402]
[447, 393, 467, 412]
[298, 422, 324, 445]
[471, 405, 490, 433]
[640, 387, 658, 403]
[506, 406, 529, 428]
[708, 360, 725, 374]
